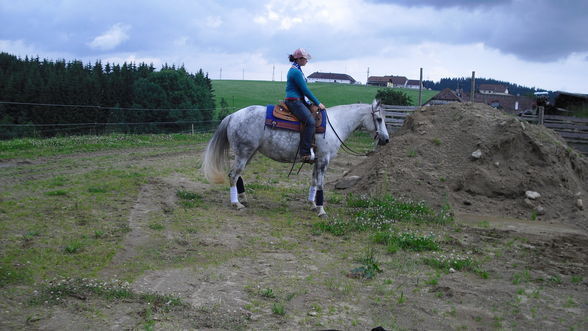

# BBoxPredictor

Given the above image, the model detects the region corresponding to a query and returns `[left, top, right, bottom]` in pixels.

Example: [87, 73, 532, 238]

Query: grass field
[212, 80, 438, 112]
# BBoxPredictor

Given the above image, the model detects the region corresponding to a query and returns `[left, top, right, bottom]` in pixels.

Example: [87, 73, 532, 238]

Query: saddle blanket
[264, 104, 326, 133]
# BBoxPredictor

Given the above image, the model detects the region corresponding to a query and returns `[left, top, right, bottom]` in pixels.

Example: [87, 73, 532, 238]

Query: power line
[0, 120, 219, 127]
[0, 100, 227, 112]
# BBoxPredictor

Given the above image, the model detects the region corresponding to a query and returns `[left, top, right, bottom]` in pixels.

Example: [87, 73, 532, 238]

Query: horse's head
[363, 99, 390, 146]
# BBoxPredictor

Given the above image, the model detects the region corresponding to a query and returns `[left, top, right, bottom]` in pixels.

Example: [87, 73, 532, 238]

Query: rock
[471, 149, 482, 159]
[520, 121, 526, 130]
[525, 191, 541, 200]
[449, 268, 456, 273]
[335, 175, 361, 189]
[576, 199, 584, 210]
[523, 198, 534, 208]
[535, 206, 545, 216]
[308, 311, 318, 317]
[494, 161, 500, 167]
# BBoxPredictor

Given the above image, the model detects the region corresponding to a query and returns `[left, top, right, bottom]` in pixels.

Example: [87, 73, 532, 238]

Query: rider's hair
[288, 54, 296, 62]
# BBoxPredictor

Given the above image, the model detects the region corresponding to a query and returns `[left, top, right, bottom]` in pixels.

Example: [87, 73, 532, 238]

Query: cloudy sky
[1, 0, 587, 93]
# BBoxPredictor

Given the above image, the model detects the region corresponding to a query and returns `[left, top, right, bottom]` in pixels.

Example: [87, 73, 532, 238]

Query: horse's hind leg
[228, 151, 254, 210]
[312, 159, 329, 218]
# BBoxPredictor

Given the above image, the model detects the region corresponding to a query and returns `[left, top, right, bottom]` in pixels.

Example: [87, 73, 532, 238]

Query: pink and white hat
[292, 48, 312, 60]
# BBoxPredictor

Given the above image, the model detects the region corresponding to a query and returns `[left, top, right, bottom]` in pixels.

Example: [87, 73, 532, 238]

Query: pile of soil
[336, 103, 588, 230]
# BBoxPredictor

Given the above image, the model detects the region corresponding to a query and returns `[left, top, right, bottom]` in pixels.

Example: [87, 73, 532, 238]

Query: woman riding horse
[285, 48, 326, 163]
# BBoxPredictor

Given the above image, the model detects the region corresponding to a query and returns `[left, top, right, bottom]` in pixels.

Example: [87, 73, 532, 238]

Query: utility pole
[418, 67, 423, 106]
[272, 65, 275, 81]
[470, 71, 476, 102]
[366, 67, 369, 86]
[219, 67, 222, 80]
[242, 68, 245, 80]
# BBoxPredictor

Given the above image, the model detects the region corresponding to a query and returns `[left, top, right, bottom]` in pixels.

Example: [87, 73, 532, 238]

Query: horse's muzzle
[378, 138, 389, 146]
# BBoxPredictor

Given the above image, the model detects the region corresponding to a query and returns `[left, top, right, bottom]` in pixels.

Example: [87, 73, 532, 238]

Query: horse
[202, 100, 390, 217]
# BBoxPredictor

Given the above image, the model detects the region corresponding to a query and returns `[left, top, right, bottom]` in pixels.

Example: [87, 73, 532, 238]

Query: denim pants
[285, 99, 315, 156]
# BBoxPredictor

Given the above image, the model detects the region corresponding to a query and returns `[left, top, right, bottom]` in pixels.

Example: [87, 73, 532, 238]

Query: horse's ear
[373, 99, 381, 108]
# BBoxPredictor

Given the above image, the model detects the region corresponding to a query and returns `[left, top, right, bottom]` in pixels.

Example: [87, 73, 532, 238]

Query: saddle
[265, 102, 326, 133]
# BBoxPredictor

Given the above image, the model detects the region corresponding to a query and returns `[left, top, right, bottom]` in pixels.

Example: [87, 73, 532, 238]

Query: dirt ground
[1, 103, 587, 330]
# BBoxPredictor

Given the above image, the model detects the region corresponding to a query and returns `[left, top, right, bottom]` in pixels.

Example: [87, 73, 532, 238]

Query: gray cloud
[367, 0, 512, 8]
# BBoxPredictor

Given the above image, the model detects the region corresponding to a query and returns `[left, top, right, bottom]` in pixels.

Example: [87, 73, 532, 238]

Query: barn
[307, 72, 357, 84]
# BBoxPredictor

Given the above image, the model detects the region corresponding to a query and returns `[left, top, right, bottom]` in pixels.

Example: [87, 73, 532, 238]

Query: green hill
[212, 80, 438, 113]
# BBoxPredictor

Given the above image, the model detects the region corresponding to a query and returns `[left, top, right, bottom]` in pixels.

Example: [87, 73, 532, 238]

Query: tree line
[422, 77, 549, 97]
[0, 52, 216, 138]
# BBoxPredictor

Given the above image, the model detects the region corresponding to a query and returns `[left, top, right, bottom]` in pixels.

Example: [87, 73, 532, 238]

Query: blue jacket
[285, 67, 320, 105]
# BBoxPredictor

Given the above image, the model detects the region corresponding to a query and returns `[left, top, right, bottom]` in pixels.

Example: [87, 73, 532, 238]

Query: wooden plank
[556, 131, 588, 140]
[544, 122, 588, 131]
[381, 105, 419, 110]
[385, 111, 413, 117]
[544, 114, 588, 123]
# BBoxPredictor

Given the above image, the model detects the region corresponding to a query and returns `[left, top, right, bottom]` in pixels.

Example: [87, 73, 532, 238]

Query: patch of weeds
[563, 297, 578, 308]
[423, 252, 475, 272]
[432, 138, 442, 146]
[397, 291, 406, 304]
[259, 288, 276, 298]
[46, 190, 68, 196]
[0, 264, 33, 287]
[272, 302, 286, 316]
[570, 275, 583, 284]
[64, 240, 84, 254]
[407, 149, 417, 157]
[148, 222, 164, 231]
[512, 270, 532, 285]
[425, 273, 441, 286]
[94, 230, 105, 239]
[348, 248, 382, 280]
[548, 274, 562, 285]
[88, 185, 109, 193]
[176, 190, 204, 208]
[372, 231, 439, 252]
[477, 220, 491, 228]
[29, 277, 184, 311]
[530, 211, 537, 221]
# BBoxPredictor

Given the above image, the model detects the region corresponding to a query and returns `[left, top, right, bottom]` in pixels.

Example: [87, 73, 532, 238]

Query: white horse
[202, 100, 390, 217]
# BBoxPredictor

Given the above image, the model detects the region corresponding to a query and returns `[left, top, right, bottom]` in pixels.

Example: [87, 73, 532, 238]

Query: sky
[1, 0, 587, 93]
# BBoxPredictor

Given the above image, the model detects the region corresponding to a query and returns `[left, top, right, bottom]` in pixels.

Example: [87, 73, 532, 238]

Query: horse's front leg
[313, 159, 329, 218]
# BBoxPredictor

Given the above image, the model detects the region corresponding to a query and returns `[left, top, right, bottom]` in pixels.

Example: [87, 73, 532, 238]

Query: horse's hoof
[232, 202, 246, 210]
[309, 201, 318, 211]
[318, 212, 328, 218]
[239, 194, 249, 207]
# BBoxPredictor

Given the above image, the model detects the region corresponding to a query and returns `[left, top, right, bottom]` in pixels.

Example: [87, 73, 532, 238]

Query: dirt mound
[337, 103, 588, 230]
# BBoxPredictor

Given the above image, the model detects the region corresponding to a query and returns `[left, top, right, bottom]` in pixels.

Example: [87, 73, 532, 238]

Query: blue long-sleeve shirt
[285, 67, 320, 105]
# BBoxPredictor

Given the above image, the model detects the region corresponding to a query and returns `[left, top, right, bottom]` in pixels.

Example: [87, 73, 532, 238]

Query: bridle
[326, 103, 384, 157]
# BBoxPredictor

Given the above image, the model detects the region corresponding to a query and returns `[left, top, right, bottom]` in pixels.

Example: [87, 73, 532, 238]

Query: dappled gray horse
[202, 100, 390, 217]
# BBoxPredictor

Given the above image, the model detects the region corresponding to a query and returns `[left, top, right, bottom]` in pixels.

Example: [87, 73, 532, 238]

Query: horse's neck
[328, 104, 368, 140]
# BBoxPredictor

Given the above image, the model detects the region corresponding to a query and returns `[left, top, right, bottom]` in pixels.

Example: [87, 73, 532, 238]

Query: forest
[422, 77, 549, 97]
[0, 52, 216, 138]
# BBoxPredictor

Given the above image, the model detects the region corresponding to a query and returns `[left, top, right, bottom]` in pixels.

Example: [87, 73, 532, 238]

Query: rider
[285, 48, 326, 163]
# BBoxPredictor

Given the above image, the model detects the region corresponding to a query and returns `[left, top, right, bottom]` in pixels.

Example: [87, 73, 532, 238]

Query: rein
[325, 104, 382, 157]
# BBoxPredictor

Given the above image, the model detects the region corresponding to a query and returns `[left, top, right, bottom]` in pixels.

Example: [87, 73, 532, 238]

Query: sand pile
[336, 103, 588, 230]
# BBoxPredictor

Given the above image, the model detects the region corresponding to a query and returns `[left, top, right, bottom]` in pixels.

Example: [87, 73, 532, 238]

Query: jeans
[285, 99, 315, 156]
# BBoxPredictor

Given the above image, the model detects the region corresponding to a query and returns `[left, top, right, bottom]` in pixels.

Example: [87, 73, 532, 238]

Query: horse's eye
[377, 118, 383, 123]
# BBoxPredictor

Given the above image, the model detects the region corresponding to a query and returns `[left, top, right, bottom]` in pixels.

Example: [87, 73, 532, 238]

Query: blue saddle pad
[264, 104, 326, 133]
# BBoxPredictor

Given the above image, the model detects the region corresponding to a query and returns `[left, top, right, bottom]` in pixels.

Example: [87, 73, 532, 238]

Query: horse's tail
[202, 115, 231, 184]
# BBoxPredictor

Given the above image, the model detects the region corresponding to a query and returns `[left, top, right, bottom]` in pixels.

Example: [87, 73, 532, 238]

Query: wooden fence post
[418, 67, 423, 107]
[538, 106, 544, 125]
[470, 71, 475, 102]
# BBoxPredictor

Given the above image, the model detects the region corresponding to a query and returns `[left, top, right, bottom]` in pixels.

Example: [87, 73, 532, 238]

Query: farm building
[307, 72, 357, 84]
[424, 88, 535, 114]
[423, 88, 463, 105]
[367, 75, 420, 88]
[479, 84, 509, 95]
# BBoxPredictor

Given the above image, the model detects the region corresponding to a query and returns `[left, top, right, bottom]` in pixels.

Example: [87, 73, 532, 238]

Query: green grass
[212, 80, 438, 112]
[0, 133, 210, 160]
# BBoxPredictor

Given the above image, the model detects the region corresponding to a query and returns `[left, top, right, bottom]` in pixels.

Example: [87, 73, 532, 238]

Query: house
[367, 76, 392, 86]
[423, 88, 463, 106]
[307, 72, 357, 84]
[387, 76, 408, 88]
[424, 88, 535, 113]
[406, 79, 422, 89]
[479, 84, 509, 95]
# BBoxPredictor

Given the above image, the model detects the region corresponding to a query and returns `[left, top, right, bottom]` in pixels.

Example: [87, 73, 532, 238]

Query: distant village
[306, 71, 586, 115]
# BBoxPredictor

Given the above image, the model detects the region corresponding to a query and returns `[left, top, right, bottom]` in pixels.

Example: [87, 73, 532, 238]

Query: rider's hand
[318, 103, 326, 110]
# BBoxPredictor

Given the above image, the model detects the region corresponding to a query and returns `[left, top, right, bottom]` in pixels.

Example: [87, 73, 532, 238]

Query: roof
[308, 72, 356, 83]
[429, 88, 463, 102]
[406, 79, 421, 86]
[389, 76, 408, 85]
[367, 76, 391, 83]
